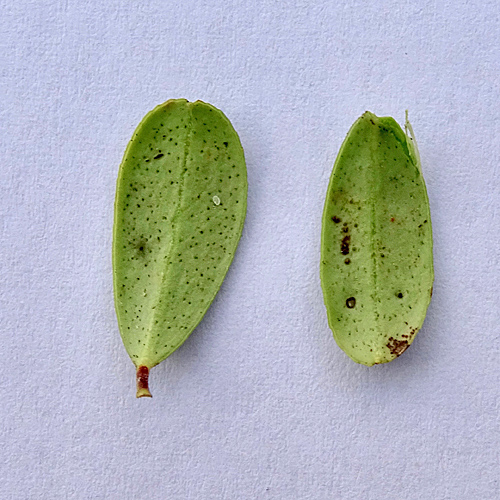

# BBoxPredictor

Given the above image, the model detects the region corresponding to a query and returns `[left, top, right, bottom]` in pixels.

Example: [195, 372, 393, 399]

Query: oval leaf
[113, 99, 247, 396]
[320, 111, 433, 365]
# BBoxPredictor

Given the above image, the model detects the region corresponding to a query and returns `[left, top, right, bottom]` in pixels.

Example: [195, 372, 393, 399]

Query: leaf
[113, 99, 247, 396]
[320, 111, 434, 365]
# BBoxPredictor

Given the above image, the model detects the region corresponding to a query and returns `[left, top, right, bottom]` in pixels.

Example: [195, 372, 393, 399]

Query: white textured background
[1, 1, 499, 499]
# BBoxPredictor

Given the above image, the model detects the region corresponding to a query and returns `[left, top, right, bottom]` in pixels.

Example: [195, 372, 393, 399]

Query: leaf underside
[113, 99, 247, 368]
[320, 112, 433, 365]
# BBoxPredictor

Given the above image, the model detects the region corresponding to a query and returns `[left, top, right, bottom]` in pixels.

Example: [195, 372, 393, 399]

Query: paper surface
[1, 1, 499, 498]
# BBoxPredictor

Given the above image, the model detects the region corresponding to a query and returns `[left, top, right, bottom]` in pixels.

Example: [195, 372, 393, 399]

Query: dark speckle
[132, 238, 148, 256]
[408, 327, 418, 338]
[397, 292, 403, 298]
[344, 258, 351, 265]
[331, 216, 341, 223]
[153, 153, 164, 159]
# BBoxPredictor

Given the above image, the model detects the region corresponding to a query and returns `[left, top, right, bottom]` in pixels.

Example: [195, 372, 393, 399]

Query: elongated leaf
[320, 112, 433, 365]
[113, 99, 247, 396]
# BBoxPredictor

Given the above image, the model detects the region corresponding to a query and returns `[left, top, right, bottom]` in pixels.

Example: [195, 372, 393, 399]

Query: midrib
[368, 150, 381, 352]
[139, 106, 193, 365]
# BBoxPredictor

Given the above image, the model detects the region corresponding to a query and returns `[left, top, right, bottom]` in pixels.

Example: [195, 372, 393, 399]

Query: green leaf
[113, 99, 247, 396]
[320, 112, 433, 365]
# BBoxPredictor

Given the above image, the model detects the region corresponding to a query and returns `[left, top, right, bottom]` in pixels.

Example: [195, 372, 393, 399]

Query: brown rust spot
[344, 258, 351, 265]
[387, 337, 409, 357]
[430, 287, 433, 298]
[390, 217, 395, 222]
[341, 235, 350, 255]
[346, 297, 356, 308]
